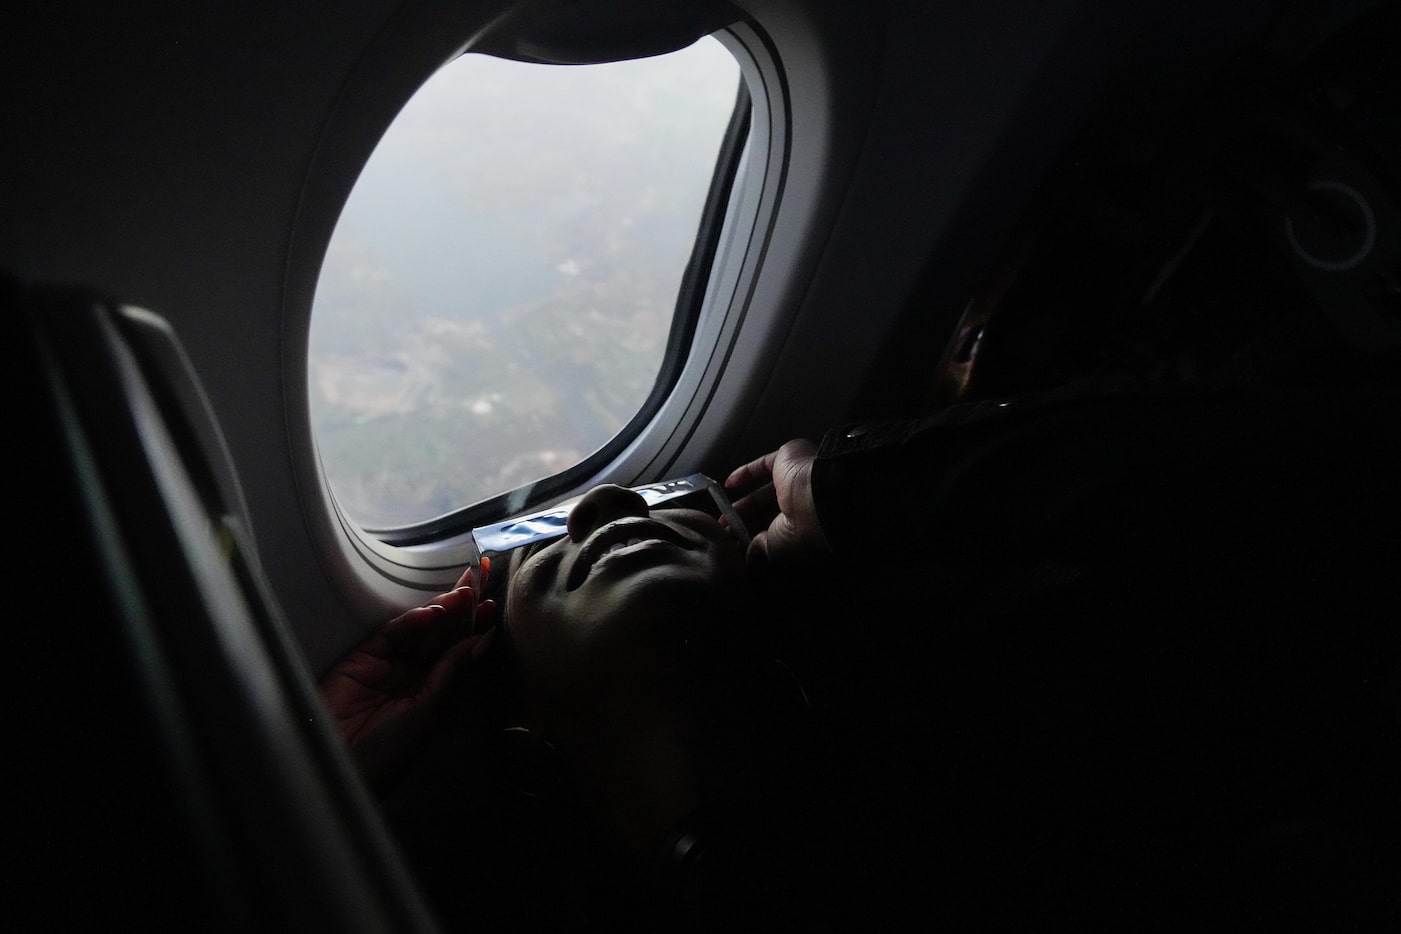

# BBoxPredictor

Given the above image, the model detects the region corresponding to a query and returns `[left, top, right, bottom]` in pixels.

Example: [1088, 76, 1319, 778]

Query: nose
[567, 484, 649, 542]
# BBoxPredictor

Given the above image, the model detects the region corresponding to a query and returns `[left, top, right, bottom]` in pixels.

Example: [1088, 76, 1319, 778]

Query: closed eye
[519, 533, 566, 562]
[508, 534, 567, 590]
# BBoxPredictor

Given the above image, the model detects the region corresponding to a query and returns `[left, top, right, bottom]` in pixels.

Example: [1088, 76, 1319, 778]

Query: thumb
[748, 512, 803, 570]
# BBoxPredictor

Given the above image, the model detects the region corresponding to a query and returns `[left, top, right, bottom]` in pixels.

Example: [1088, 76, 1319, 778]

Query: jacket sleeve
[799, 375, 1401, 929]
[809, 384, 1165, 566]
[809, 373, 1401, 628]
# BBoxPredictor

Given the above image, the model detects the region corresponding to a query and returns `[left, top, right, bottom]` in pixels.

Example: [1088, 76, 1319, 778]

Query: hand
[319, 559, 498, 790]
[725, 438, 833, 571]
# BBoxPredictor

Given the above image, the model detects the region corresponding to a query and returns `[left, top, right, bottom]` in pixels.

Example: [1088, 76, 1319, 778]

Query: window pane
[309, 38, 741, 529]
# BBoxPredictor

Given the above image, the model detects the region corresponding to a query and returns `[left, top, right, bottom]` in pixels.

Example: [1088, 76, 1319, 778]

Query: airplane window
[309, 37, 743, 531]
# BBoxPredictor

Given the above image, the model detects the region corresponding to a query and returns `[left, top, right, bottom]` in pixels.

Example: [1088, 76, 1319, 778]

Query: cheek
[507, 578, 624, 689]
[508, 580, 674, 689]
[506, 578, 559, 662]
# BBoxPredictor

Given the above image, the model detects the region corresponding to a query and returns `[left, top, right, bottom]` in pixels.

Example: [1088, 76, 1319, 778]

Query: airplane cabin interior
[8, 0, 1400, 930]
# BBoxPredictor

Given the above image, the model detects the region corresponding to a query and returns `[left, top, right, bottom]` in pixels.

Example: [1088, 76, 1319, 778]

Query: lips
[564, 516, 694, 591]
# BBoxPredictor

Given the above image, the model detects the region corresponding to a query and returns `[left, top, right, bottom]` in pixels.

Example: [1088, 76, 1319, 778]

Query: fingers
[726, 439, 817, 495]
[737, 438, 828, 572]
[725, 440, 820, 537]
[433, 582, 482, 616]
[395, 560, 498, 660]
[745, 512, 798, 569]
[474, 598, 498, 631]
[381, 604, 445, 646]
[470, 626, 496, 660]
[423, 629, 492, 698]
[450, 555, 491, 593]
[380, 557, 495, 660]
[724, 449, 779, 497]
[727, 448, 782, 536]
[729, 481, 780, 536]
[382, 583, 478, 662]
[432, 557, 495, 634]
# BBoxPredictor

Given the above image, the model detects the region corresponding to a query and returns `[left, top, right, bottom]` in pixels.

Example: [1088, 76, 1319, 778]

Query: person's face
[505, 483, 747, 695]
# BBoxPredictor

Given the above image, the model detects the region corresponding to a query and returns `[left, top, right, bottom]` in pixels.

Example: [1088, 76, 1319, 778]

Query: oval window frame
[283, 19, 788, 597]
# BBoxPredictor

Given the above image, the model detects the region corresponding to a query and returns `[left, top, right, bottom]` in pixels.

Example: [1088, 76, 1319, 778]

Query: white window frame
[303, 22, 789, 603]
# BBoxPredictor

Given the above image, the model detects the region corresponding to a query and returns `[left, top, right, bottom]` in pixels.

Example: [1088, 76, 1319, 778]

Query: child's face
[505, 484, 746, 695]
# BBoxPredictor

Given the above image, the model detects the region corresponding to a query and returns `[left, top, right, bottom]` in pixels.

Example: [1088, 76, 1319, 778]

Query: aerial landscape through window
[309, 37, 742, 529]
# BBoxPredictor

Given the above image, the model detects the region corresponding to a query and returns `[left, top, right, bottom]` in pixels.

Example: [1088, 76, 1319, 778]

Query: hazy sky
[309, 37, 742, 526]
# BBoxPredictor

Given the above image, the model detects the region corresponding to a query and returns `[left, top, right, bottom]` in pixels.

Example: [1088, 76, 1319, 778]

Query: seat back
[14, 277, 442, 933]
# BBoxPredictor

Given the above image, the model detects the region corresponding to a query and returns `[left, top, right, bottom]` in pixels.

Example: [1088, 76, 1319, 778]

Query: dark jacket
[801, 376, 1401, 930]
